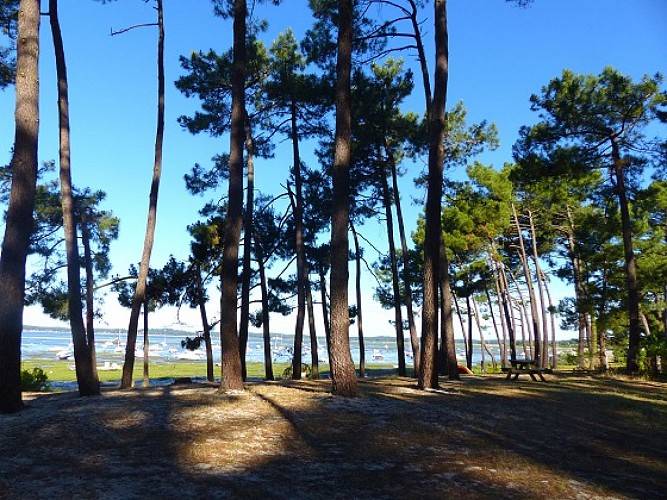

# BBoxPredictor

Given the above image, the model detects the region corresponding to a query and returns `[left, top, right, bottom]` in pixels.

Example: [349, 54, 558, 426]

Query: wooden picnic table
[502, 359, 547, 381]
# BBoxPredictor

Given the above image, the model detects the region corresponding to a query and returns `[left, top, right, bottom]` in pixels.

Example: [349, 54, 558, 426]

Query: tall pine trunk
[329, 0, 357, 397]
[527, 209, 549, 368]
[121, 1, 164, 389]
[290, 101, 306, 381]
[389, 152, 419, 374]
[238, 119, 255, 381]
[80, 209, 99, 382]
[439, 234, 459, 379]
[380, 168, 405, 376]
[611, 139, 641, 374]
[306, 280, 320, 379]
[50, 0, 99, 396]
[511, 203, 541, 365]
[419, 0, 448, 390]
[195, 263, 214, 382]
[253, 237, 273, 380]
[0, 0, 40, 413]
[351, 222, 365, 377]
[219, 0, 246, 392]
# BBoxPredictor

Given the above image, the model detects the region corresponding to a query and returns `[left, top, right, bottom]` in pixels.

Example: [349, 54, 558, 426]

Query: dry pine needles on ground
[1, 373, 666, 499]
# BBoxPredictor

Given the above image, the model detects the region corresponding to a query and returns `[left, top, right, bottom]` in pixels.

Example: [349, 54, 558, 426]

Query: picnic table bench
[502, 359, 547, 381]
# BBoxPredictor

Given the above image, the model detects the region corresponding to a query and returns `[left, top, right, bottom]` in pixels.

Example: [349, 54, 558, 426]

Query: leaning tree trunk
[50, 0, 99, 396]
[0, 0, 40, 414]
[319, 270, 332, 361]
[351, 222, 366, 377]
[527, 209, 549, 368]
[80, 209, 99, 382]
[511, 203, 542, 366]
[610, 139, 642, 374]
[439, 233, 459, 379]
[328, 0, 358, 397]
[306, 279, 320, 380]
[121, 1, 164, 389]
[485, 286, 505, 367]
[380, 168, 405, 376]
[195, 263, 214, 382]
[219, 0, 246, 392]
[419, 0, 448, 390]
[390, 152, 420, 374]
[253, 237, 274, 381]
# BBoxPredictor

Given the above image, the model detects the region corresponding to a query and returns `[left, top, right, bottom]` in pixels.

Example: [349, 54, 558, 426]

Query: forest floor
[1, 372, 666, 499]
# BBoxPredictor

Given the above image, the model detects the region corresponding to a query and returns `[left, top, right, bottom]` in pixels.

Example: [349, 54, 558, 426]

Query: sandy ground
[1, 373, 666, 499]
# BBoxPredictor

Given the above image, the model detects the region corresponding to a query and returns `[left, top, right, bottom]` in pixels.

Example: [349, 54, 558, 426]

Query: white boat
[98, 361, 120, 371]
[373, 349, 385, 360]
[56, 349, 72, 360]
[174, 350, 203, 360]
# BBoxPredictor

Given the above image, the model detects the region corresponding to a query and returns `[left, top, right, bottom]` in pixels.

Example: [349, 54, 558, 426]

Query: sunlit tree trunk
[329, 0, 357, 396]
[419, 0, 448, 390]
[50, 0, 99, 396]
[485, 286, 504, 366]
[511, 203, 541, 365]
[219, 0, 246, 392]
[121, 1, 164, 389]
[0, 0, 40, 413]
[527, 209, 549, 368]
[142, 298, 149, 387]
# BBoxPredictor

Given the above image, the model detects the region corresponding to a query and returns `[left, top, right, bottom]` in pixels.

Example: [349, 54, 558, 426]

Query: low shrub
[21, 367, 50, 391]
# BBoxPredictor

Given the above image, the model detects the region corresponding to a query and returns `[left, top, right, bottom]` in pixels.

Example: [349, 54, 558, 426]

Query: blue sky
[1, 0, 665, 337]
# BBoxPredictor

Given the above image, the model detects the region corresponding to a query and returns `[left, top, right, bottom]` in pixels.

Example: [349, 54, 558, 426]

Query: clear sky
[1, 0, 665, 338]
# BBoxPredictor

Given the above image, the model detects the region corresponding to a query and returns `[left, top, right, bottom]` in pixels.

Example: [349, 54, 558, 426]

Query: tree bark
[511, 203, 541, 365]
[238, 118, 255, 381]
[329, 0, 357, 397]
[306, 278, 320, 380]
[527, 209, 549, 368]
[80, 209, 99, 382]
[418, 0, 448, 390]
[610, 139, 642, 374]
[290, 102, 306, 381]
[439, 234, 459, 379]
[121, 1, 164, 389]
[142, 298, 149, 387]
[253, 236, 273, 381]
[380, 167, 405, 376]
[0, 0, 40, 413]
[219, 0, 246, 392]
[319, 270, 331, 361]
[389, 151, 419, 374]
[50, 0, 99, 397]
[485, 286, 504, 366]
[195, 263, 214, 382]
[351, 222, 366, 377]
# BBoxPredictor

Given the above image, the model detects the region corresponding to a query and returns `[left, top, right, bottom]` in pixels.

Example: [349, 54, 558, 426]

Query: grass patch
[21, 359, 400, 387]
